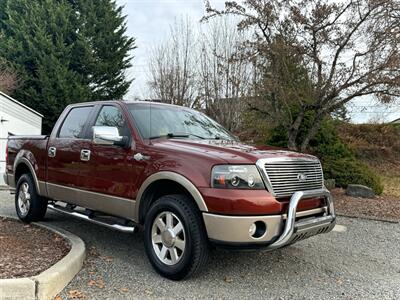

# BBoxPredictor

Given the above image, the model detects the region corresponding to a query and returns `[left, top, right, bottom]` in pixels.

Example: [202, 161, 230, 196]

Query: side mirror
[92, 126, 129, 147]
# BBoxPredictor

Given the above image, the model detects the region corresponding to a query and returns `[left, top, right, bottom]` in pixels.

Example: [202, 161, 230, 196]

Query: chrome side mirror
[92, 126, 128, 147]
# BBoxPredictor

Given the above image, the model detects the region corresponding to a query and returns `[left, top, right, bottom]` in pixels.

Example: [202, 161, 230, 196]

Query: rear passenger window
[59, 106, 93, 138]
[94, 106, 126, 135]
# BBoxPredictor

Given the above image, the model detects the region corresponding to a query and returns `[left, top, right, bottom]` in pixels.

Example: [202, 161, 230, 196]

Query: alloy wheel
[151, 211, 186, 265]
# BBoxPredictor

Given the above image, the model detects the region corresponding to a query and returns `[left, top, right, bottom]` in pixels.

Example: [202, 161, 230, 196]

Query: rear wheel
[144, 194, 209, 280]
[15, 174, 47, 223]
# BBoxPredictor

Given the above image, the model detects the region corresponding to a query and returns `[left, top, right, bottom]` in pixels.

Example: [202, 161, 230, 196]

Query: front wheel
[144, 194, 209, 280]
[15, 174, 47, 223]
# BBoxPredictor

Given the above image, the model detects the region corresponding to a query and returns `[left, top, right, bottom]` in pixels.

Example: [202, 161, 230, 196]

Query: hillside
[337, 123, 400, 198]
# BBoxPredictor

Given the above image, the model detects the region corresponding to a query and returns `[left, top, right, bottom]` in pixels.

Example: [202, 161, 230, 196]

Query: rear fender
[13, 153, 45, 196]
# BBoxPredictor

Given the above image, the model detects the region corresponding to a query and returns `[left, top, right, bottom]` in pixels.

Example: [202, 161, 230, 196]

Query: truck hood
[152, 139, 317, 164]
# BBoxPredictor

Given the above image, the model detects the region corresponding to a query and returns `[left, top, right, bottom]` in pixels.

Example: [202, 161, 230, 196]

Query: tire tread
[15, 174, 47, 222]
[144, 194, 209, 280]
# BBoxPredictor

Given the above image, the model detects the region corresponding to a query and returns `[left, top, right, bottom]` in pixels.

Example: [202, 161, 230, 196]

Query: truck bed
[6, 136, 49, 186]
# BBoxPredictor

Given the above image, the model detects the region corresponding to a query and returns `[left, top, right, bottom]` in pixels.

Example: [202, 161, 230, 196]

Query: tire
[15, 174, 48, 223]
[144, 194, 209, 280]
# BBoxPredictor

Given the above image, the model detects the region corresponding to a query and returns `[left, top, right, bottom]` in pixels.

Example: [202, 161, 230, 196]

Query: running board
[47, 203, 136, 233]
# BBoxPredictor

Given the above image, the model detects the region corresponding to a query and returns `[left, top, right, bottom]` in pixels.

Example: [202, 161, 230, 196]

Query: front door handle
[48, 147, 56, 158]
[133, 153, 150, 161]
[80, 149, 91, 161]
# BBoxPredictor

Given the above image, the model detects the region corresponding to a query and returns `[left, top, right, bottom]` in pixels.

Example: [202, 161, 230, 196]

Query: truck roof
[68, 100, 192, 110]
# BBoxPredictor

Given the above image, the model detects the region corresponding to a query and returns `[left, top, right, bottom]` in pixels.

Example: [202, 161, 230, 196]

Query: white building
[0, 91, 43, 186]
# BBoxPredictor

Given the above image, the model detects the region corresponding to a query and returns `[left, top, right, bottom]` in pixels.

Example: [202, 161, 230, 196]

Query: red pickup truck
[4, 101, 335, 280]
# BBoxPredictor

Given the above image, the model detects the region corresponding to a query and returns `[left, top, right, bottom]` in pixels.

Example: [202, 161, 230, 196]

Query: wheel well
[14, 163, 32, 185]
[138, 179, 197, 224]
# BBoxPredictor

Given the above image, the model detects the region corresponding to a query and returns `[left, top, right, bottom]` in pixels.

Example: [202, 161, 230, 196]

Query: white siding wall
[0, 92, 42, 186]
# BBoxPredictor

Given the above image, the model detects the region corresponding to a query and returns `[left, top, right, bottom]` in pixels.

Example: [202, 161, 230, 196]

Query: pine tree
[0, 0, 135, 133]
[69, 0, 136, 100]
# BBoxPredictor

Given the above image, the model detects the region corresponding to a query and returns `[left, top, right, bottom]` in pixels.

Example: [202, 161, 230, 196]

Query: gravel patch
[0, 217, 70, 279]
[1, 190, 399, 299]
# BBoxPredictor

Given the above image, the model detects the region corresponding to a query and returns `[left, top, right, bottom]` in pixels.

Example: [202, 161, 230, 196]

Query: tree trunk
[287, 109, 305, 151]
[300, 112, 325, 152]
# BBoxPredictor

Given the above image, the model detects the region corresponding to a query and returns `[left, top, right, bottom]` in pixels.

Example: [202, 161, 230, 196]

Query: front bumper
[203, 188, 336, 249]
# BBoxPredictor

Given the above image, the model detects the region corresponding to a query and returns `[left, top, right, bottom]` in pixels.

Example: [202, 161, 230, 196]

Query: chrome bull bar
[266, 188, 336, 250]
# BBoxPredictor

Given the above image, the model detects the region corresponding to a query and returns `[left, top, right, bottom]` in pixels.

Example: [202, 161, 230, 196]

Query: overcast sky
[115, 0, 226, 100]
[115, 0, 400, 124]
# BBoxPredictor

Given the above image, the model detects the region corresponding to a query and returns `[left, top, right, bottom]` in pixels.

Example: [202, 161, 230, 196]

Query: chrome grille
[262, 159, 324, 198]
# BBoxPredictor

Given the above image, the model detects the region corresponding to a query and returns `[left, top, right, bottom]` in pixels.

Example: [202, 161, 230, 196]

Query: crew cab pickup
[4, 101, 336, 280]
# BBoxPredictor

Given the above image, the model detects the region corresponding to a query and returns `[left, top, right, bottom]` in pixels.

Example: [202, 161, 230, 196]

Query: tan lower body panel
[38, 181, 47, 197]
[203, 207, 328, 244]
[5, 174, 15, 188]
[46, 183, 136, 220]
[203, 213, 283, 244]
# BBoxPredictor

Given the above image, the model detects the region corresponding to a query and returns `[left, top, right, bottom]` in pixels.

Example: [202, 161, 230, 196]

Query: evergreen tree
[0, 0, 135, 133]
[69, 0, 136, 100]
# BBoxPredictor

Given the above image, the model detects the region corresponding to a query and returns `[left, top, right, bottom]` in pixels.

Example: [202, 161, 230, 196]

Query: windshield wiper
[149, 133, 207, 140]
[187, 133, 206, 139]
[149, 133, 189, 140]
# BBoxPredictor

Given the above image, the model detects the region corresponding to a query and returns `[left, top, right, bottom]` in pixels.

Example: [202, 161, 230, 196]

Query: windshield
[128, 103, 236, 141]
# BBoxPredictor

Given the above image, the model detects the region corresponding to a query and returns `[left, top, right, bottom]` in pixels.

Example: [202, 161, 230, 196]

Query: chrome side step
[48, 203, 136, 233]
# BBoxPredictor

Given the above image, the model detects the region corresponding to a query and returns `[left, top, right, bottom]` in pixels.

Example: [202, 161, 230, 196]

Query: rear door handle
[80, 149, 91, 161]
[48, 147, 56, 158]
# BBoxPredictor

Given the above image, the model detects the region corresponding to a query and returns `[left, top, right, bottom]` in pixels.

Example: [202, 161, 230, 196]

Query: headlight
[211, 165, 265, 189]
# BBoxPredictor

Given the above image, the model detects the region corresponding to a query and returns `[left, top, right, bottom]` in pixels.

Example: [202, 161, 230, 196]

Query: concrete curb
[0, 220, 86, 300]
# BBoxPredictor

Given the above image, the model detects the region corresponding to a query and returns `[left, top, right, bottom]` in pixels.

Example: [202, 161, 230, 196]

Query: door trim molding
[46, 182, 136, 220]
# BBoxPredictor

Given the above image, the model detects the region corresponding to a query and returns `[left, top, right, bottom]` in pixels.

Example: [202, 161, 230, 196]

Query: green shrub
[323, 158, 383, 195]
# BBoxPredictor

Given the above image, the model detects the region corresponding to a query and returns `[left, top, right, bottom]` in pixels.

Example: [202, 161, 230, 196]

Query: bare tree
[205, 0, 400, 151]
[148, 16, 255, 131]
[198, 17, 255, 131]
[148, 17, 198, 108]
[0, 60, 19, 95]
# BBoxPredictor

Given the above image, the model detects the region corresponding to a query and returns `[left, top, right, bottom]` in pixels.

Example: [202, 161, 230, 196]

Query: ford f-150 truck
[4, 101, 336, 280]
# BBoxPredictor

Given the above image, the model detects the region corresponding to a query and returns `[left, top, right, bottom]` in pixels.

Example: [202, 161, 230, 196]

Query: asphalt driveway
[1, 190, 399, 300]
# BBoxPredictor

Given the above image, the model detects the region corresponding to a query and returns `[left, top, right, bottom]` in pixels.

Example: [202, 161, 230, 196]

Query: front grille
[263, 159, 324, 198]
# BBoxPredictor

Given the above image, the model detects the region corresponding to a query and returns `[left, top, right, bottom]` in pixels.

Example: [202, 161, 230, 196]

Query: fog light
[249, 223, 257, 236]
[249, 221, 267, 239]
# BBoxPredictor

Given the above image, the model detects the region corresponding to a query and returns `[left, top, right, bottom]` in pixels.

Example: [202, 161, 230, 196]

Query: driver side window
[95, 105, 126, 135]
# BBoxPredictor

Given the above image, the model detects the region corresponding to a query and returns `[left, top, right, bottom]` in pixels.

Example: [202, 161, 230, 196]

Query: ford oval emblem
[297, 173, 307, 182]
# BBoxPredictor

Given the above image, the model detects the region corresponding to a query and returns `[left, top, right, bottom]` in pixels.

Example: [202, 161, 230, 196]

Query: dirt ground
[0, 217, 71, 279]
[332, 188, 400, 222]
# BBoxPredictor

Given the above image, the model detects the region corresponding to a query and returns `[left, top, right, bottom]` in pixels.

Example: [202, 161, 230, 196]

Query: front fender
[135, 171, 209, 221]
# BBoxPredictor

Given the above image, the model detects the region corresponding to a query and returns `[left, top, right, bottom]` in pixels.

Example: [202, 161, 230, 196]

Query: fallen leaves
[100, 256, 113, 262]
[88, 247, 99, 257]
[224, 276, 233, 283]
[53, 234, 63, 242]
[88, 279, 105, 289]
[68, 290, 85, 299]
[144, 289, 154, 296]
[119, 287, 129, 293]
[0, 218, 70, 279]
